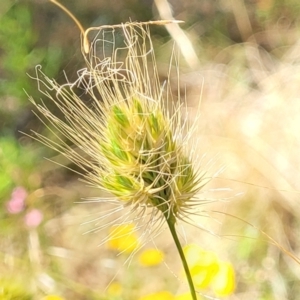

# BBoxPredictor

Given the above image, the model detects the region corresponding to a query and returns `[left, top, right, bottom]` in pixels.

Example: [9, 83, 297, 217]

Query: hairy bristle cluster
[100, 95, 199, 219]
[30, 22, 207, 225]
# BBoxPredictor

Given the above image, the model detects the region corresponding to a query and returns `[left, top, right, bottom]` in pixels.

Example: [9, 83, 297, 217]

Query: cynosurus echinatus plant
[30, 2, 212, 299]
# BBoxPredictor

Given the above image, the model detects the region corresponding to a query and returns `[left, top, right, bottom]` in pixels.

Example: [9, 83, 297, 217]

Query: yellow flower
[138, 248, 164, 266]
[42, 296, 65, 300]
[107, 282, 122, 296]
[183, 244, 219, 289]
[107, 224, 140, 253]
[139, 291, 174, 300]
[210, 261, 235, 297]
[183, 244, 235, 296]
[175, 292, 201, 300]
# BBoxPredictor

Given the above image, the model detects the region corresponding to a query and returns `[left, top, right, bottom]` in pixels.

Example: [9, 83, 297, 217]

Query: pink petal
[6, 198, 25, 214]
[24, 209, 43, 228]
[11, 187, 28, 202]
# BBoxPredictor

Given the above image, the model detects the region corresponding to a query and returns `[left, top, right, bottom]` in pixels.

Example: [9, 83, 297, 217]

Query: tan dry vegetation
[168, 25, 300, 299]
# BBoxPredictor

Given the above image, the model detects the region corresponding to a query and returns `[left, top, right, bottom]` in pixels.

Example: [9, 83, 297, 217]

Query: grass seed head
[30, 21, 207, 227]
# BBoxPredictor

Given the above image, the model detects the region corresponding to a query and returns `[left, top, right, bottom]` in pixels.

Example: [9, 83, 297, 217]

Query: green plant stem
[165, 215, 197, 300]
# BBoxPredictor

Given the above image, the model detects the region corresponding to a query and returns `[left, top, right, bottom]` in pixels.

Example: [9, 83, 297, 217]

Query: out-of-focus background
[1, 0, 300, 299]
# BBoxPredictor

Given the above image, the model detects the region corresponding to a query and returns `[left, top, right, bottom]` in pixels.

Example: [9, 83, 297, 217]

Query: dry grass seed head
[30, 21, 214, 247]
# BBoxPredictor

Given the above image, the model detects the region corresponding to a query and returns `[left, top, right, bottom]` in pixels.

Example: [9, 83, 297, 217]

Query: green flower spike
[30, 21, 210, 300]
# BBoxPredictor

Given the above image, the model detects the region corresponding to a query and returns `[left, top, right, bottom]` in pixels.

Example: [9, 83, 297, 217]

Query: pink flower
[24, 209, 43, 228]
[11, 186, 28, 200]
[6, 186, 27, 214]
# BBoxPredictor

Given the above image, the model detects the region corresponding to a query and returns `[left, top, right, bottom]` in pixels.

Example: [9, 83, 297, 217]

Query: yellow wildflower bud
[42, 296, 65, 300]
[107, 224, 140, 253]
[138, 248, 164, 266]
[107, 282, 122, 296]
[183, 244, 219, 289]
[139, 291, 174, 300]
[210, 261, 235, 296]
[175, 292, 201, 300]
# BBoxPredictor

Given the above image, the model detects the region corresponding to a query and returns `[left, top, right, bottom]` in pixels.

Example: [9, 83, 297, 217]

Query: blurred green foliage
[0, 1, 62, 134]
[0, 136, 41, 200]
